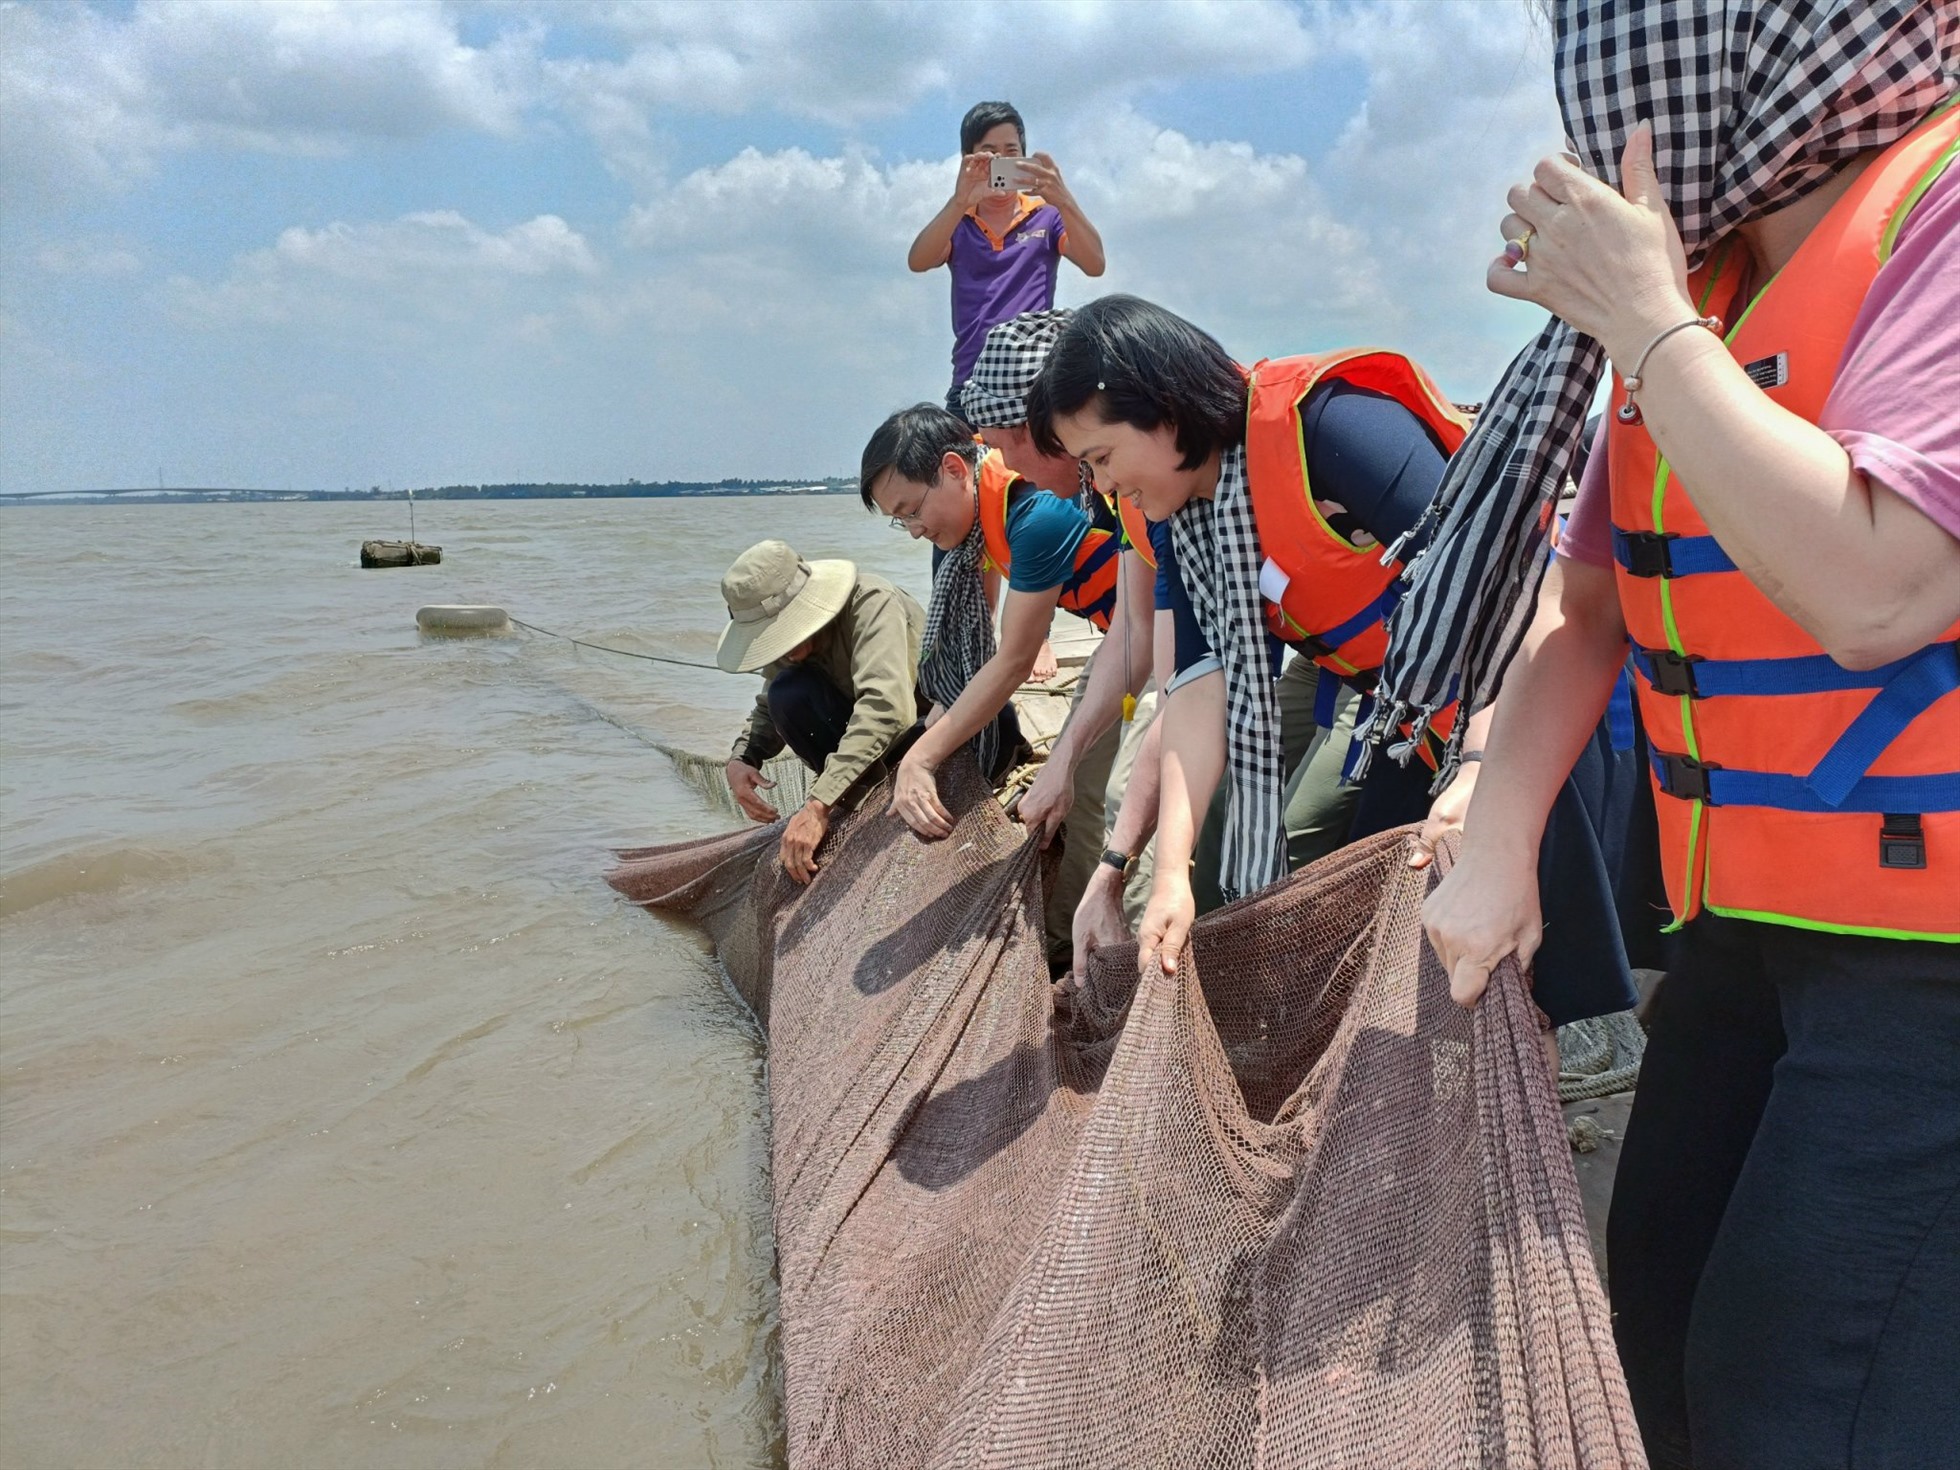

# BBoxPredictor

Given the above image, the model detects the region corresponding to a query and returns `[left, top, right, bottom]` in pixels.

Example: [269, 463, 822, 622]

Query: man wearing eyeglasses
[859, 384, 1154, 965]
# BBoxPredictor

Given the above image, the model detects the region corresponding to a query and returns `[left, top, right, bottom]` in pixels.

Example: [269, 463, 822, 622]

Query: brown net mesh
[608, 758, 1644, 1469]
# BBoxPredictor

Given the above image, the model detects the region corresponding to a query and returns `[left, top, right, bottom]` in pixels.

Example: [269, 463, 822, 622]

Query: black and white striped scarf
[1168, 441, 1287, 901]
[1370, 0, 1959, 783]
[916, 507, 1002, 777]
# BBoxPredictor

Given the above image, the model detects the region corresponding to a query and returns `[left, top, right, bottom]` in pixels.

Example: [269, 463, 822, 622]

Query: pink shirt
[1560, 160, 1960, 567]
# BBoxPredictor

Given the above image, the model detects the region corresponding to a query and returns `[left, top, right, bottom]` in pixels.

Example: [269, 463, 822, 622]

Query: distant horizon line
[0, 478, 859, 505]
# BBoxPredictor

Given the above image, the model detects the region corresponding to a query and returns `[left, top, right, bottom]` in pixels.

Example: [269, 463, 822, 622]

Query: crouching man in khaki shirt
[718, 539, 926, 883]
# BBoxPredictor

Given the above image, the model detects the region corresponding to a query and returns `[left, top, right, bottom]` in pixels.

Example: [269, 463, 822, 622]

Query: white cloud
[549, 0, 1316, 130]
[4, 1, 1580, 489]
[2, 0, 1322, 209]
[1047, 109, 1384, 343]
[1311, 1, 1566, 390]
[0, 0, 532, 205]
[163, 212, 597, 330]
[38, 241, 144, 277]
[274, 211, 597, 279]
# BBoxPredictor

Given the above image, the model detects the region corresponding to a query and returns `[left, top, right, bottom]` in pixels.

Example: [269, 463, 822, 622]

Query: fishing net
[608, 758, 1644, 1469]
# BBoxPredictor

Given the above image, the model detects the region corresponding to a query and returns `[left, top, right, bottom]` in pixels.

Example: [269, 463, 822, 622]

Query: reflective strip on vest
[1605, 102, 1960, 941]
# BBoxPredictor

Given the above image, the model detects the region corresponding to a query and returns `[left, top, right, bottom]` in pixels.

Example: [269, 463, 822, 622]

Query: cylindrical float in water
[416, 605, 510, 635]
[362, 540, 441, 567]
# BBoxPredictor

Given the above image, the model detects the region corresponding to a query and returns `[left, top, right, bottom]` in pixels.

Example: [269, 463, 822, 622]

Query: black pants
[1608, 914, 1960, 1469]
[766, 664, 1023, 786]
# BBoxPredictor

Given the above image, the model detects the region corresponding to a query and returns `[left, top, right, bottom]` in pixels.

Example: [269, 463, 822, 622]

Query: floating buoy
[362, 540, 441, 568]
[416, 604, 510, 634]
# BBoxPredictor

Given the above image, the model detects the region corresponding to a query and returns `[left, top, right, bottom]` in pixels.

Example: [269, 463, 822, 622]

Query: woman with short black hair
[1027, 296, 1466, 947]
[1028, 295, 1640, 1046]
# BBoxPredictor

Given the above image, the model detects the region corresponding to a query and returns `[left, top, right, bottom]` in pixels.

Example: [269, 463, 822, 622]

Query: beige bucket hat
[715, 539, 857, 673]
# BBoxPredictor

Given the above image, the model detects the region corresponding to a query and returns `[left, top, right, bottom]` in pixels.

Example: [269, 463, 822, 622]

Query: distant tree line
[1, 477, 859, 505]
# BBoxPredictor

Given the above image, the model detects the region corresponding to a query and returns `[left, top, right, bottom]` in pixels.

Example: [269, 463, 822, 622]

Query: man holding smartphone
[906, 101, 1106, 419]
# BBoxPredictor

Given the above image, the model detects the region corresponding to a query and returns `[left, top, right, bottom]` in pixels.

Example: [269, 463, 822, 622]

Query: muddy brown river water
[1, 497, 937, 1469]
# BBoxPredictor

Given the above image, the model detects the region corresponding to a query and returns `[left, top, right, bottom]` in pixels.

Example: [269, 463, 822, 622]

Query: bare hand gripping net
[608, 760, 1644, 1469]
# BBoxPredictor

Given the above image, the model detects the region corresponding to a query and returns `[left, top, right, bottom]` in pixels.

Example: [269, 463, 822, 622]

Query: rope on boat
[1555, 1010, 1647, 1101]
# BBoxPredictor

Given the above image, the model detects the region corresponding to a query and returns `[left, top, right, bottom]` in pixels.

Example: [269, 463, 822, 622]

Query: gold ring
[1506, 228, 1535, 262]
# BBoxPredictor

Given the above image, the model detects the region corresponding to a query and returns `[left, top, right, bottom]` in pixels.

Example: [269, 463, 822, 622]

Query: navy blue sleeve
[1150, 520, 1176, 610]
[1149, 521, 1215, 675]
[1299, 380, 1449, 558]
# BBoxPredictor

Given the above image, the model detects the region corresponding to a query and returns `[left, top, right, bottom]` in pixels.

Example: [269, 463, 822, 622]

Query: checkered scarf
[961, 309, 1075, 430]
[1369, 0, 1959, 783]
[962, 308, 1102, 510]
[916, 503, 1002, 778]
[1168, 441, 1287, 901]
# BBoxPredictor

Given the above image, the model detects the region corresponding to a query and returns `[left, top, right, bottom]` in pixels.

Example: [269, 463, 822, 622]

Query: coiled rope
[1554, 1010, 1647, 1102]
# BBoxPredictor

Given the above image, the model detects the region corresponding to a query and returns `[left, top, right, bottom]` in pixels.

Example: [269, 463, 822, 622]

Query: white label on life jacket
[1258, 558, 1291, 606]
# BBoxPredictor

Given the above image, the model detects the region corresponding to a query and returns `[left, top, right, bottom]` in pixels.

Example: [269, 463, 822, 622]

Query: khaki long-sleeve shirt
[732, 571, 925, 809]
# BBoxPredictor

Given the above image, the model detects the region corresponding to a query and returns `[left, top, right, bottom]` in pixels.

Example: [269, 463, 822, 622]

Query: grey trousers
[1044, 662, 1124, 961]
[1191, 654, 1362, 913]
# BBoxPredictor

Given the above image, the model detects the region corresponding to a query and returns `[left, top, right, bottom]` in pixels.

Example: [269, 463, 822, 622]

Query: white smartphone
[988, 156, 1034, 192]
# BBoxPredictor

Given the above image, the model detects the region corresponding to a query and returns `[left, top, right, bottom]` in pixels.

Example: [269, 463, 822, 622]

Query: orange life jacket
[975, 448, 1122, 630]
[1244, 351, 1472, 765]
[1114, 493, 1156, 570]
[1607, 102, 1960, 941]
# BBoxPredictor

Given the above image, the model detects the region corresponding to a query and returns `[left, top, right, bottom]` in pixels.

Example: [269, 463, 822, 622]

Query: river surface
[0, 497, 937, 1469]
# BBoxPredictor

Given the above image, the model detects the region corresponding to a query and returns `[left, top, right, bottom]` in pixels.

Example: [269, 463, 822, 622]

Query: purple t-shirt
[948, 196, 1065, 386]
[1561, 160, 1960, 566]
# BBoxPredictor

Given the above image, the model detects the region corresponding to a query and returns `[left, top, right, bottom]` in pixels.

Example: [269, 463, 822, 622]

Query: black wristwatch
[1098, 847, 1135, 876]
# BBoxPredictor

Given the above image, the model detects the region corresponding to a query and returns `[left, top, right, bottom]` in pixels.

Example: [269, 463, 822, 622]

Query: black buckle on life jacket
[1642, 648, 1702, 698]
[1295, 632, 1336, 660]
[1655, 751, 1717, 804]
[1621, 531, 1679, 579]
[1879, 813, 1926, 870]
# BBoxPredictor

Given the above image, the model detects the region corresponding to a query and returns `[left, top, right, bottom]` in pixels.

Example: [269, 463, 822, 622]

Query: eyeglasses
[886, 479, 937, 533]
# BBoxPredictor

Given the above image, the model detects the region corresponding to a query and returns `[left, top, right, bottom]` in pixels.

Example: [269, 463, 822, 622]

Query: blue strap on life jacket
[1312, 580, 1402, 655]
[1312, 665, 1340, 730]
[1628, 642, 1922, 699]
[1065, 529, 1122, 627]
[1612, 527, 1738, 578]
[1805, 641, 1960, 806]
[1644, 641, 1960, 813]
[1650, 750, 1960, 814]
[1608, 657, 1638, 753]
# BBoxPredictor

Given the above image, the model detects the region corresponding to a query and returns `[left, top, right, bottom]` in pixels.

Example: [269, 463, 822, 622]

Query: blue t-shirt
[1152, 381, 1449, 685]
[996, 485, 1120, 627]
[1003, 487, 1088, 591]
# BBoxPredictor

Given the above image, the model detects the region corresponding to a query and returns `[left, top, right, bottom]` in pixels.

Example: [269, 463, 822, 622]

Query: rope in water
[509, 616, 728, 672]
[512, 610, 1083, 822]
[510, 612, 1079, 696]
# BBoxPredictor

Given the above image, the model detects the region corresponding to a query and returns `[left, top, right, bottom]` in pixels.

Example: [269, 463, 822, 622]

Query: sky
[0, 0, 1566, 492]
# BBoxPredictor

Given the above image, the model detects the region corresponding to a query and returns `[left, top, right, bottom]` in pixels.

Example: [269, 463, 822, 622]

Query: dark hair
[1025, 295, 1244, 471]
[859, 404, 980, 510]
[960, 101, 1025, 156]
